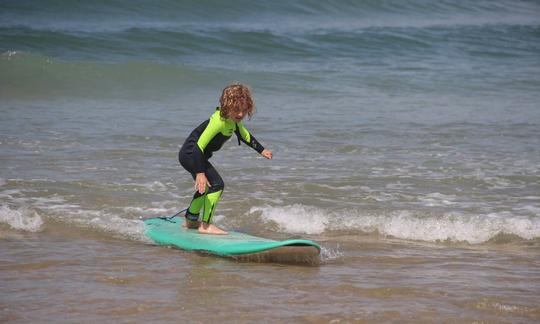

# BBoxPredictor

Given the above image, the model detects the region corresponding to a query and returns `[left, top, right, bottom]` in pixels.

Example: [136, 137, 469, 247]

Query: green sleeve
[236, 122, 265, 154]
[237, 122, 251, 143]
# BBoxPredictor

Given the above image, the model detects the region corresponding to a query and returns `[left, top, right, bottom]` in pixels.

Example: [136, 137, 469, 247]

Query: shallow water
[2, 0, 540, 322]
[2, 226, 539, 323]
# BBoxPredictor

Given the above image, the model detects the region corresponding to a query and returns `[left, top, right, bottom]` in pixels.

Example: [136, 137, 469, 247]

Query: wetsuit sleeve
[236, 122, 265, 154]
[193, 116, 222, 173]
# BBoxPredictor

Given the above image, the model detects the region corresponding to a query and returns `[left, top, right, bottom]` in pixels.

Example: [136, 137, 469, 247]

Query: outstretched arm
[235, 122, 270, 157]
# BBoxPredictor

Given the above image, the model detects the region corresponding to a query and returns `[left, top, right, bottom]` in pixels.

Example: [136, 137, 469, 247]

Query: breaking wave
[250, 204, 540, 244]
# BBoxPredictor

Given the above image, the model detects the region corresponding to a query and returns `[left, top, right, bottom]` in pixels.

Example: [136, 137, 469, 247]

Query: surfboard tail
[230, 245, 321, 265]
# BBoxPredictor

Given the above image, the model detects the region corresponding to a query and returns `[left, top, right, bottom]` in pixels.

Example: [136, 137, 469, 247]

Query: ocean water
[1, 0, 540, 322]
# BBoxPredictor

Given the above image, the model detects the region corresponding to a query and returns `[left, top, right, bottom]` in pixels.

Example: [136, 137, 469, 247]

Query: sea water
[1, 0, 540, 322]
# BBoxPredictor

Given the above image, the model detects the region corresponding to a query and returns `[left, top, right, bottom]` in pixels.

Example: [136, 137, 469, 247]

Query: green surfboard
[144, 216, 321, 263]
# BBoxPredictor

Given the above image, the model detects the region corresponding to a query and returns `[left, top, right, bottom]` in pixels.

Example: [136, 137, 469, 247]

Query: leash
[158, 208, 188, 222]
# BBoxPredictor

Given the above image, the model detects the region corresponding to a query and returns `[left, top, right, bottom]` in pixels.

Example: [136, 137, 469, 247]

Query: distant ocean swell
[0, 52, 227, 99]
[1, 0, 539, 25]
[2, 22, 538, 62]
[2, 6, 539, 100]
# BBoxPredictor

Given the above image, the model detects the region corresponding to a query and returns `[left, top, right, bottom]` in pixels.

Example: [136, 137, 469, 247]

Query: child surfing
[178, 83, 273, 235]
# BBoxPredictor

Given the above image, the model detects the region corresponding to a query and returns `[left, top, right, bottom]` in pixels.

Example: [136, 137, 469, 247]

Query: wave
[2, 22, 538, 84]
[2, 175, 540, 247]
[0, 205, 44, 232]
[249, 204, 540, 244]
[0, 51, 336, 100]
[0, 202, 347, 263]
[2, 0, 539, 30]
[3, 19, 538, 99]
[0, 51, 230, 99]
[0, 203, 150, 242]
[3, 200, 538, 245]
[2, 0, 539, 66]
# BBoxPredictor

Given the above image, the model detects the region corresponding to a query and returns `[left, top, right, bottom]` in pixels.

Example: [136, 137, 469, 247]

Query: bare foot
[183, 219, 200, 229]
[198, 223, 228, 235]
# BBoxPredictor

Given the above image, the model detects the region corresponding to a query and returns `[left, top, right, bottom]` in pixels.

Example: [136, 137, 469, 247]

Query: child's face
[231, 108, 247, 122]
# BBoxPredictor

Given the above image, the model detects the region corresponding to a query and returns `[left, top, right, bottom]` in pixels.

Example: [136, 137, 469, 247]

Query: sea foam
[250, 204, 328, 235]
[249, 204, 540, 244]
[0, 205, 44, 232]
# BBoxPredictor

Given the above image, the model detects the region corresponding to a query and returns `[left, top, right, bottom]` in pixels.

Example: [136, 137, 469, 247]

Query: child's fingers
[197, 182, 205, 194]
[264, 150, 273, 159]
[195, 177, 211, 194]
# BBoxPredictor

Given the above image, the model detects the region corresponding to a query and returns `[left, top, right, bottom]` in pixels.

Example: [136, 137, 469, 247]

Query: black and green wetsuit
[179, 108, 265, 224]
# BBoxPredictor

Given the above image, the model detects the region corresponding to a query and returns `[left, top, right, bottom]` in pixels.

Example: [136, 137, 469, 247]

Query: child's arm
[235, 122, 266, 154]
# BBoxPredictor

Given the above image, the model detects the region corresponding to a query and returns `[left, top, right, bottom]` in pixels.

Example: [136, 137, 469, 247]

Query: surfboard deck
[144, 216, 320, 263]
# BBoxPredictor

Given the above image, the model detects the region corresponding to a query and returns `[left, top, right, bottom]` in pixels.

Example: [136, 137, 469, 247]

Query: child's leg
[198, 163, 227, 234]
[185, 162, 223, 217]
[184, 192, 204, 229]
[179, 151, 204, 228]
[202, 190, 222, 223]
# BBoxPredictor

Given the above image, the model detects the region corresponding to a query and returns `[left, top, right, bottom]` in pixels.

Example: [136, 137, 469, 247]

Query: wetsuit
[179, 108, 264, 224]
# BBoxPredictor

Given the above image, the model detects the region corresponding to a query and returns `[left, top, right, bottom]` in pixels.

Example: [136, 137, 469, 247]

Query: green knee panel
[188, 195, 205, 215]
[202, 190, 222, 223]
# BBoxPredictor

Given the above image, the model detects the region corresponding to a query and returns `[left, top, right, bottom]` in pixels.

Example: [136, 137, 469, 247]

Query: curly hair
[219, 83, 255, 120]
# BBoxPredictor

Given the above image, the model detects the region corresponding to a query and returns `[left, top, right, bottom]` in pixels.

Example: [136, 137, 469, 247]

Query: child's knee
[210, 180, 224, 192]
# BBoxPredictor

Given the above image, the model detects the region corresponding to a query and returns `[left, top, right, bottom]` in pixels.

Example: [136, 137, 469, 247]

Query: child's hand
[195, 172, 211, 194]
[261, 149, 273, 160]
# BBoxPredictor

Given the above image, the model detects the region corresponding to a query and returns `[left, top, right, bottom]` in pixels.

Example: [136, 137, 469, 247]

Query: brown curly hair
[219, 83, 255, 120]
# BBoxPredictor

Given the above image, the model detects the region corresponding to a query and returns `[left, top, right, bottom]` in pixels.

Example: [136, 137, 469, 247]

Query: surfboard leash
[159, 208, 188, 222]
[139, 208, 187, 222]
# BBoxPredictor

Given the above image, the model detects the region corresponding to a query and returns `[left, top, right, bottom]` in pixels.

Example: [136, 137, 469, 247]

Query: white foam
[0, 205, 44, 232]
[418, 193, 457, 207]
[320, 245, 344, 262]
[89, 213, 150, 243]
[140, 181, 168, 192]
[359, 211, 540, 243]
[124, 205, 176, 218]
[1, 185, 166, 243]
[2, 197, 151, 242]
[46, 207, 151, 243]
[365, 211, 488, 243]
[0, 189, 23, 198]
[250, 204, 328, 235]
[248, 204, 540, 244]
[315, 184, 359, 191]
[514, 205, 540, 216]
[385, 182, 413, 190]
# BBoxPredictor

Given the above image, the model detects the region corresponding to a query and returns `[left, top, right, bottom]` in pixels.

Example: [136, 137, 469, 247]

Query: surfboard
[144, 216, 321, 264]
